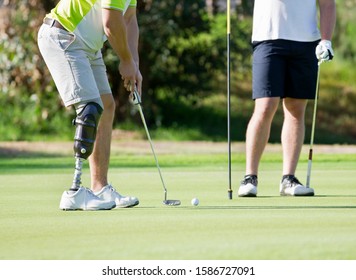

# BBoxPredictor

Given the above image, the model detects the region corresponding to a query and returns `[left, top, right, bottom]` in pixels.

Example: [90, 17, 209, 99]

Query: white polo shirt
[252, 0, 321, 42]
[48, 0, 137, 51]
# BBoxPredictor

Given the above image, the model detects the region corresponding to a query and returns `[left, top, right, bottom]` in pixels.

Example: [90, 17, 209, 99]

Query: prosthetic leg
[70, 102, 103, 191]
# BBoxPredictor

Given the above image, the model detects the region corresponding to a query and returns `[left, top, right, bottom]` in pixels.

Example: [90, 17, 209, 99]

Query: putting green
[0, 149, 355, 260]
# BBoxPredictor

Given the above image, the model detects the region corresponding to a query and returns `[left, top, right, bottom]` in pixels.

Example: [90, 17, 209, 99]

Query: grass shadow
[0, 146, 66, 158]
[192, 205, 356, 210]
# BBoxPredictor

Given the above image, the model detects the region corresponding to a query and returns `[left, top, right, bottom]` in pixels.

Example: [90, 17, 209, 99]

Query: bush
[0, 0, 355, 143]
[0, 0, 75, 140]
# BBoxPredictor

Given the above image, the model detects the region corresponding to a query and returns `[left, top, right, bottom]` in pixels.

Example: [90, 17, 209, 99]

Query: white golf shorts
[37, 23, 112, 107]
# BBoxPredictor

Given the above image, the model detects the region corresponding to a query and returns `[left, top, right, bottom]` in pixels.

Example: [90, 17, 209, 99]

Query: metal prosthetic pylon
[71, 157, 84, 190]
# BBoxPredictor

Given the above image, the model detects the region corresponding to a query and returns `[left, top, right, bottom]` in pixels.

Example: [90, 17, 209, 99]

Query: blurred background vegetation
[0, 0, 355, 143]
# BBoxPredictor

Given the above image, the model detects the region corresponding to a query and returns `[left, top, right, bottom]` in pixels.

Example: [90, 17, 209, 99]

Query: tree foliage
[106, 0, 252, 126]
[0, 0, 74, 140]
[0, 0, 355, 143]
[333, 0, 356, 61]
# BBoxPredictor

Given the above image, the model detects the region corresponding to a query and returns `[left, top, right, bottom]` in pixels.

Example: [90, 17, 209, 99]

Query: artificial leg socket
[73, 102, 103, 159]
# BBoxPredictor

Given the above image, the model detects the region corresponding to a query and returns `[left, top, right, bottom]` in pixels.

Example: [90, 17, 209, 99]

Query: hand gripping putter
[132, 89, 181, 206]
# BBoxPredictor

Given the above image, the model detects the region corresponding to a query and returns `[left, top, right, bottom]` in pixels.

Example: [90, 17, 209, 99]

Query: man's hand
[135, 69, 143, 94]
[315, 40, 334, 62]
[119, 59, 137, 92]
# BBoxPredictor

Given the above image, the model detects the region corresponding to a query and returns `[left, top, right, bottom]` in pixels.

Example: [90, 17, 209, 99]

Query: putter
[227, 0, 233, 199]
[132, 89, 181, 206]
[306, 61, 321, 188]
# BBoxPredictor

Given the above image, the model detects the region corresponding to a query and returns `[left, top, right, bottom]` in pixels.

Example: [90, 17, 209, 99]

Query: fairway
[0, 141, 356, 260]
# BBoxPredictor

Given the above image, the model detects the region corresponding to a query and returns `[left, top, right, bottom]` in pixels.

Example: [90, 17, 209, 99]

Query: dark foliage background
[0, 0, 355, 143]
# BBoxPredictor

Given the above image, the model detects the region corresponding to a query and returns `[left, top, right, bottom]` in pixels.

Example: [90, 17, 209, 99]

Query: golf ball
[191, 198, 199, 206]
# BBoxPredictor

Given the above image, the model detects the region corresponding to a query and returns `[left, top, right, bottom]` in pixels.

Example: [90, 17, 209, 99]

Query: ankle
[245, 174, 258, 179]
[282, 174, 295, 181]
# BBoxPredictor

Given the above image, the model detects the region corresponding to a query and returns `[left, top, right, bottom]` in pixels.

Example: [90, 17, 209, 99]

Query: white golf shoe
[95, 185, 139, 208]
[238, 175, 258, 197]
[59, 187, 116, 210]
[280, 176, 315, 196]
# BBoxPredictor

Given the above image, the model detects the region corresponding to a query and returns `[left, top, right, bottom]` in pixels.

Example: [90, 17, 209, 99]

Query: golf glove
[315, 40, 334, 62]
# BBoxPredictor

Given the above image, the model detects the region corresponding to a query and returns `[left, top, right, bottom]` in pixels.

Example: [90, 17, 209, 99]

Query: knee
[283, 99, 307, 119]
[253, 101, 279, 122]
[102, 95, 116, 117]
[73, 102, 103, 159]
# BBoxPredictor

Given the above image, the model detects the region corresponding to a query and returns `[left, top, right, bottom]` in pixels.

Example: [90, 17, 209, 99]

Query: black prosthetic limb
[70, 103, 103, 191]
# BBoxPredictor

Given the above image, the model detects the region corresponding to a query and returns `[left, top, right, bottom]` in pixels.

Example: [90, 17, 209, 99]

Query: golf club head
[163, 200, 181, 206]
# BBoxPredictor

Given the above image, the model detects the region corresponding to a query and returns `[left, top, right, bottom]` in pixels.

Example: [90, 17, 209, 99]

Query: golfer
[38, 0, 141, 210]
[238, 0, 336, 197]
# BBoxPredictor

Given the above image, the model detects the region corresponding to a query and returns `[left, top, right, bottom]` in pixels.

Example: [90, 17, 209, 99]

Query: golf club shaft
[306, 63, 321, 188]
[136, 103, 168, 200]
[227, 0, 232, 199]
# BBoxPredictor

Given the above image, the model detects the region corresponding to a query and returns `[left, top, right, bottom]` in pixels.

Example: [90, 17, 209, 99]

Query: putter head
[163, 200, 181, 206]
[131, 89, 141, 105]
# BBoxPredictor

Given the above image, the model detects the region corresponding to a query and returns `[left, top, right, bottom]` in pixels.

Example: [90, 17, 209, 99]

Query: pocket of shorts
[50, 29, 75, 51]
[252, 41, 264, 51]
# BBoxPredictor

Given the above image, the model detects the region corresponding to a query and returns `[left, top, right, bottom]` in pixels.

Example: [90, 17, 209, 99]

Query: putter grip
[228, 189, 233, 200]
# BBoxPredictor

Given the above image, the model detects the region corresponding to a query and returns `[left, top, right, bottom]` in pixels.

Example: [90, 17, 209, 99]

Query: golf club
[226, 0, 233, 200]
[306, 61, 321, 188]
[132, 89, 181, 206]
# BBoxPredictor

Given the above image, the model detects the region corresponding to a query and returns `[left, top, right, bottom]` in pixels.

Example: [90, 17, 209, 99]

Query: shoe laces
[108, 185, 116, 192]
[107, 185, 125, 198]
[85, 188, 100, 199]
[283, 176, 302, 188]
[241, 175, 258, 186]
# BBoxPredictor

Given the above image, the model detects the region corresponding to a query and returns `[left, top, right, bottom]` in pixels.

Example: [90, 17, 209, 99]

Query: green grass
[0, 150, 356, 260]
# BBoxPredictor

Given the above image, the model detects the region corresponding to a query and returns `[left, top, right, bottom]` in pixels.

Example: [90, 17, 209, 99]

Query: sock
[69, 186, 79, 192]
[282, 174, 295, 181]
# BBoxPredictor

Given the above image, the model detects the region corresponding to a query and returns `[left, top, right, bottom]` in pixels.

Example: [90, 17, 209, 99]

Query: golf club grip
[308, 148, 313, 161]
[306, 159, 312, 188]
[228, 189, 233, 200]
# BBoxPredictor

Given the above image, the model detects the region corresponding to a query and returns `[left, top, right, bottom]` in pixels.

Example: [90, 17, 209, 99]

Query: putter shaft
[227, 0, 232, 199]
[133, 89, 180, 206]
[137, 103, 168, 197]
[306, 63, 321, 188]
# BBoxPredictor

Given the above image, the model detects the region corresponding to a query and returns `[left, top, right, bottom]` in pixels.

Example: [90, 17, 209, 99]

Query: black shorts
[252, 39, 319, 100]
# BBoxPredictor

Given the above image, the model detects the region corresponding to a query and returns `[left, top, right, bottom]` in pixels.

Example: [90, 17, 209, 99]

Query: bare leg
[89, 94, 116, 192]
[281, 98, 308, 175]
[245, 97, 280, 175]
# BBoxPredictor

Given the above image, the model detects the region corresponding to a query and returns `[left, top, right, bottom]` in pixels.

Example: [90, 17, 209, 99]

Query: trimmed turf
[0, 151, 355, 260]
